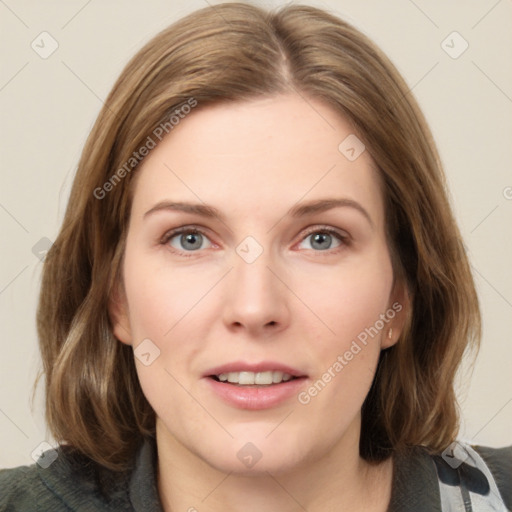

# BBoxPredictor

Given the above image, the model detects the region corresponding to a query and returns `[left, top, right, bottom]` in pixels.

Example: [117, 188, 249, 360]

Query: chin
[193, 433, 312, 476]
[206, 449, 306, 477]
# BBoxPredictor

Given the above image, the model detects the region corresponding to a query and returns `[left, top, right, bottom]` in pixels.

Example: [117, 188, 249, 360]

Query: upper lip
[204, 361, 308, 378]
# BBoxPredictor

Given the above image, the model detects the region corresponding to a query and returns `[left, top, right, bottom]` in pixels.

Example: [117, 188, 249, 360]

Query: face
[111, 94, 406, 475]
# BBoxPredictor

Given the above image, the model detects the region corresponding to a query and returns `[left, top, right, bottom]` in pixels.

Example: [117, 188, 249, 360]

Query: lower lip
[204, 377, 308, 410]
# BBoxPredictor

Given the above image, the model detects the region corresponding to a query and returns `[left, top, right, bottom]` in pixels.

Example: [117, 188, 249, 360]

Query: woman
[1, 3, 510, 511]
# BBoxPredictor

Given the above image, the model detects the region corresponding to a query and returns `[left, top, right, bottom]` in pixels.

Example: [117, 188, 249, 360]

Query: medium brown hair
[36, 2, 480, 470]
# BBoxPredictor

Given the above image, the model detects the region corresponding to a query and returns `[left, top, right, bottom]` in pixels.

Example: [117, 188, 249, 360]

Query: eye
[161, 225, 349, 255]
[297, 228, 347, 251]
[163, 228, 213, 252]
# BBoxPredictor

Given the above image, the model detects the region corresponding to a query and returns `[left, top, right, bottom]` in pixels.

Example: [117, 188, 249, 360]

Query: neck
[156, 418, 393, 512]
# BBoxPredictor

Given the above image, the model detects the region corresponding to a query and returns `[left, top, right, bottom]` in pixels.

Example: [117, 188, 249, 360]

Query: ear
[108, 280, 133, 346]
[381, 279, 410, 350]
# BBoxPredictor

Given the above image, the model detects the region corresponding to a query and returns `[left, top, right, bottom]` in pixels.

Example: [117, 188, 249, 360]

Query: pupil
[182, 232, 202, 250]
[312, 233, 331, 250]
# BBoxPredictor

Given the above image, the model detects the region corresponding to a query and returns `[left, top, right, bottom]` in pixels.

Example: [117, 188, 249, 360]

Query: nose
[221, 247, 291, 337]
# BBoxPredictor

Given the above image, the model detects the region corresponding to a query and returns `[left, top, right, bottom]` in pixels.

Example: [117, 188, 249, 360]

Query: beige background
[1, 0, 511, 468]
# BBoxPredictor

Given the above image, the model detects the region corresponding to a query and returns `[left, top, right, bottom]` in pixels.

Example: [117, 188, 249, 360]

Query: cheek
[298, 254, 394, 351]
[122, 247, 210, 342]
[291, 251, 394, 408]
[295, 269, 391, 416]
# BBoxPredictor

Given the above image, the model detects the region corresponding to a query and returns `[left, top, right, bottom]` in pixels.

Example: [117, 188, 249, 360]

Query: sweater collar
[129, 437, 163, 511]
[387, 446, 442, 512]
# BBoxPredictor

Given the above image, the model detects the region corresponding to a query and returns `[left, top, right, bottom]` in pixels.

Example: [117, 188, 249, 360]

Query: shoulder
[389, 443, 512, 512]
[0, 446, 133, 512]
[428, 442, 511, 511]
[0, 464, 51, 511]
[473, 443, 512, 472]
[473, 444, 512, 508]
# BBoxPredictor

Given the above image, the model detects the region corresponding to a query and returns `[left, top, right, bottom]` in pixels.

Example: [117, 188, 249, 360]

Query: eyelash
[160, 225, 350, 257]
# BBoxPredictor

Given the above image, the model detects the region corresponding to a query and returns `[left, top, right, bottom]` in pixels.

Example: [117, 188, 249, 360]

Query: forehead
[132, 94, 384, 227]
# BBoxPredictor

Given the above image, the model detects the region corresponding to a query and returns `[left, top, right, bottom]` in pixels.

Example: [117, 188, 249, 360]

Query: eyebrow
[143, 198, 373, 227]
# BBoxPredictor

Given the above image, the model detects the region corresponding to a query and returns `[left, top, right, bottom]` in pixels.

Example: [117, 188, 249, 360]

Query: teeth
[216, 371, 295, 385]
[239, 372, 255, 385]
[272, 371, 283, 383]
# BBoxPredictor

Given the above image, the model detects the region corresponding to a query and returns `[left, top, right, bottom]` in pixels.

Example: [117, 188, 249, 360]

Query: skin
[111, 94, 407, 511]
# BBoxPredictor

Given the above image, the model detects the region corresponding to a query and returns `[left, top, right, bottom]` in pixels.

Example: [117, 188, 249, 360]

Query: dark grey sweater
[1, 439, 511, 511]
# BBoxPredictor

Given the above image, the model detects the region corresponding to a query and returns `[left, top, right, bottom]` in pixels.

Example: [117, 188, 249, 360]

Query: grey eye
[310, 232, 333, 250]
[298, 231, 342, 251]
[169, 231, 210, 251]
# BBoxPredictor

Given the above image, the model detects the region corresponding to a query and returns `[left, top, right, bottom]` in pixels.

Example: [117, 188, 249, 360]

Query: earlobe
[382, 327, 398, 350]
[382, 280, 411, 349]
[108, 283, 133, 346]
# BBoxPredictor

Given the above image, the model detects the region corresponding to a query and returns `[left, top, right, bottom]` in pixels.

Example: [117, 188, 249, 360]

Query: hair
[36, 2, 480, 471]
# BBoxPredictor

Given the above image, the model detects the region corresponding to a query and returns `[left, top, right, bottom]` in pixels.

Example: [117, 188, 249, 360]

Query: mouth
[209, 370, 301, 387]
[204, 361, 307, 385]
[203, 362, 308, 409]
